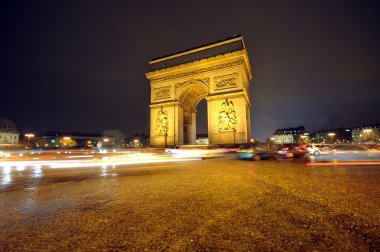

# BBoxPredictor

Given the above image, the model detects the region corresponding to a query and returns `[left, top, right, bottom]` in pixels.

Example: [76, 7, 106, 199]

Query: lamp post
[363, 129, 373, 143]
[328, 132, 335, 144]
[62, 137, 71, 148]
[300, 135, 307, 144]
[133, 139, 139, 147]
[24, 133, 35, 148]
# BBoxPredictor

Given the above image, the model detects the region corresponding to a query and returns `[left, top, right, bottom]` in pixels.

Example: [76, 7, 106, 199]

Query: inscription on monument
[218, 99, 237, 132]
[214, 74, 238, 90]
[154, 86, 171, 100]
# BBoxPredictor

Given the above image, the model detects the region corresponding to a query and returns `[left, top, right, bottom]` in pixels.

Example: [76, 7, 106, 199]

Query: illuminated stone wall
[147, 36, 252, 146]
[207, 94, 251, 145]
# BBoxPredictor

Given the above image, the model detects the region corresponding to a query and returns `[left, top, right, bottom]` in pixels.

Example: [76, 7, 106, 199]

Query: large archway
[176, 80, 208, 144]
[147, 36, 252, 146]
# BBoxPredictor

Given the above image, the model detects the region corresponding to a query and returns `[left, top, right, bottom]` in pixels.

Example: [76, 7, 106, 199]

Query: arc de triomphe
[146, 35, 252, 146]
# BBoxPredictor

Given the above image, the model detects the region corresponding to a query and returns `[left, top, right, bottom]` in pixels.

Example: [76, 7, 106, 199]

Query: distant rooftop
[352, 123, 380, 129]
[149, 35, 245, 71]
[274, 126, 306, 135]
[41, 131, 108, 138]
[0, 127, 18, 133]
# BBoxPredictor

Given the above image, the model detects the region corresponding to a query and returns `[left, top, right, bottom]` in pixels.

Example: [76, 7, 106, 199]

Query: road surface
[1, 158, 380, 251]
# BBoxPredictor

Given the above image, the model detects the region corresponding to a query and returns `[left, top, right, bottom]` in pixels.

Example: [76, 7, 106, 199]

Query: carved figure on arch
[155, 107, 169, 135]
[218, 99, 237, 132]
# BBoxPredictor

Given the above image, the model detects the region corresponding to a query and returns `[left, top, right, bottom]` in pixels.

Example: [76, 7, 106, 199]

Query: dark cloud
[1, 0, 379, 140]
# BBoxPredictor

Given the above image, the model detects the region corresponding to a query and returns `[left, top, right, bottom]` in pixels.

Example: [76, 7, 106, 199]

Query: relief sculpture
[155, 86, 171, 100]
[218, 99, 237, 132]
[155, 108, 169, 135]
[215, 74, 237, 90]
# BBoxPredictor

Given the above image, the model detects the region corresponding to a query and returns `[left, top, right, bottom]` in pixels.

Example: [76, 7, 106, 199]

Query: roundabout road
[1, 159, 379, 251]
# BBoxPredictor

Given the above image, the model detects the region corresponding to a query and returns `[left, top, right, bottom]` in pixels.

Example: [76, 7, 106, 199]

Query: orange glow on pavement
[306, 162, 380, 166]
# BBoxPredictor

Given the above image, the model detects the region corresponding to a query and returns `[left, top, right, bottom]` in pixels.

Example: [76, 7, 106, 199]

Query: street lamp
[133, 139, 139, 147]
[362, 129, 373, 143]
[24, 133, 35, 148]
[328, 132, 335, 143]
[62, 137, 71, 148]
[300, 135, 307, 144]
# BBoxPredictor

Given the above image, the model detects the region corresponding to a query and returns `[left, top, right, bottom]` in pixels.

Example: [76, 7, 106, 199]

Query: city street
[1, 157, 380, 251]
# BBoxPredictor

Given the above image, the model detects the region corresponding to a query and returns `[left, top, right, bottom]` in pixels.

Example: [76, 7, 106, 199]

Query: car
[238, 143, 278, 161]
[312, 144, 380, 162]
[165, 146, 183, 155]
[165, 145, 226, 158]
[277, 144, 309, 158]
[306, 144, 334, 156]
[0, 150, 11, 158]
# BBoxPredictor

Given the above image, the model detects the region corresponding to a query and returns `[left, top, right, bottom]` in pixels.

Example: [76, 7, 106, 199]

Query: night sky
[1, 0, 379, 140]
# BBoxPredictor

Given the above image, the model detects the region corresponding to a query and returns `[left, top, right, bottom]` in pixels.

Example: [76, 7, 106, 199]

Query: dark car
[277, 144, 309, 158]
[238, 143, 278, 161]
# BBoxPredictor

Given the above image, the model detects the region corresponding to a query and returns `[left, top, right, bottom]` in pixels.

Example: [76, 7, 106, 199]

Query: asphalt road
[1, 158, 380, 251]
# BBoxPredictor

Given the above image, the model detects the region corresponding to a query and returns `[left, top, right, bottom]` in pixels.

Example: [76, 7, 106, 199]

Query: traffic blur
[309, 144, 380, 162]
[0, 148, 201, 173]
[237, 143, 380, 163]
[164, 145, 238, 158]
[1, 143, 380, 172]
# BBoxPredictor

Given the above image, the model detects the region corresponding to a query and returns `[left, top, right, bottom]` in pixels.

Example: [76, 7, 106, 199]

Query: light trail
[48, 157, 201, 168]
[306, 162, 380, 166]
[0, 155, 202, 169]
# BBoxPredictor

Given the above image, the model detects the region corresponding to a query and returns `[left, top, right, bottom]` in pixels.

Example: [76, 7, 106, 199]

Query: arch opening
[196, 99, 208, 144]
[176, 81, 208, 145]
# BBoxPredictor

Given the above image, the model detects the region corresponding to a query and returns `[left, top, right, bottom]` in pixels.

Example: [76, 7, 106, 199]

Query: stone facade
[0, 127, 19, 145]
[313, 128, 352, 144]
[146, 36, 252, 146]
[272, 126, 308, 144]
[352, 124, 380, 144]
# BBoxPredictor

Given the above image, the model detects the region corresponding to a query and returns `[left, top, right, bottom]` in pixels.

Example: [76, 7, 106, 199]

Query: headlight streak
[32, 165, 43, 179]
[0, 154, 202, 170]
[1, 165, 12, 185]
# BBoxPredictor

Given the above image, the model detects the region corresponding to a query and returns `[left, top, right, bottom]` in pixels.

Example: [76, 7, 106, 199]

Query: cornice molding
[146, 51, 252, 81]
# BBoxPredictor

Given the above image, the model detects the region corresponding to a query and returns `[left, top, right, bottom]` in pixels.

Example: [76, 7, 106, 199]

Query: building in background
[272, 126, 309, 144]
[31, 132, 114, 149]
[102, 129, 125, 148]
[313, 128, 352, 144]
[0, 125, 19, 145]
[352, 124, 380, 144]
[126, 133, 150, 148]
[0, 118, 19, 146]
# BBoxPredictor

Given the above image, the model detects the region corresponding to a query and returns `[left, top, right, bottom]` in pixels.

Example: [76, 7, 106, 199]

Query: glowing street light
[25, 133, 35, 147]
[327, 132, 336, 143]
[133, 139, 140, 147]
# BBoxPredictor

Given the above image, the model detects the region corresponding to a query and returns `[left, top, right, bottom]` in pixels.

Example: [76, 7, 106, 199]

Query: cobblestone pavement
[1, 159, 380, 251]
